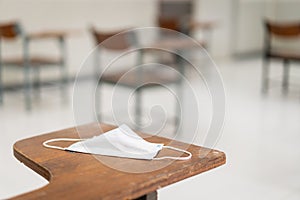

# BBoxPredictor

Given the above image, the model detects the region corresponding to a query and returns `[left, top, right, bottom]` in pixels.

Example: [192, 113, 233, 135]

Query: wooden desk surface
[12, 123, 225, 200]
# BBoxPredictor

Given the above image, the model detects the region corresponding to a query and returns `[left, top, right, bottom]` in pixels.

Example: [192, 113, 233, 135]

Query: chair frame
[0, 21, 68, 110]
[91, 27, 182, 129]
[262, 20, 300, 93]
[157, 0, 215, 48]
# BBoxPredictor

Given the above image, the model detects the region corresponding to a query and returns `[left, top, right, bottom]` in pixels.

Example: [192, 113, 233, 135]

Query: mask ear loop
[153, 146, 192, 160]
[43, 139, 192, 160]
[43, 138, 84, 151]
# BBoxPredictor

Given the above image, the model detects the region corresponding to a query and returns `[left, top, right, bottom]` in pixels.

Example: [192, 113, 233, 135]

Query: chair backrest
[264, 20, 300, 54]
[90, 27, 132, 51]
[0, 21, 21, 39]
[158, 0, 193, 19]
[157, 0, 193, 33]
[265, 20, 300, 38]
[158, 17, 181, 32]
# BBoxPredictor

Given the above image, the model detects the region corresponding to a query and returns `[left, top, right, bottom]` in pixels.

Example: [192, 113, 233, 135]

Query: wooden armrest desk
[12, 123, 226, 200]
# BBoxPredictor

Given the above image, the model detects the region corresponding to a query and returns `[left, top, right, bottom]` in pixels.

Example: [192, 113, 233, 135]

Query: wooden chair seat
[27, 31, 67, 40]
[2, 56, 62, 66]
[268, 50, 300, 61]
[149, 38, 206, 50]
[101, 67, 180, 88]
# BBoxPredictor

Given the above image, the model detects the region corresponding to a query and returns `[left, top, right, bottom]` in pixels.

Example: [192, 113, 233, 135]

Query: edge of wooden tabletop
[11, 123, 226, 200]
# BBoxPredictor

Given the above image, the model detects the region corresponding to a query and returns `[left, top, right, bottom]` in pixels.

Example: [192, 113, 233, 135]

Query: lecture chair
[0, 21, 67, 110]
[262, 20, 300, 93]
[90, 27, 182, 130]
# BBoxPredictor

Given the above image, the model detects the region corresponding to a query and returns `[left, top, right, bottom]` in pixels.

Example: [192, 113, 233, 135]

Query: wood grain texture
[12, 123, 226, 200]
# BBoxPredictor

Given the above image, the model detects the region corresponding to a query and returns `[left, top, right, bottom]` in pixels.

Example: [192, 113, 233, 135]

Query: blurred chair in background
[0, 21, 68, 110]
[262, 20, 300, 93]
[90, 27, 182, 129]
[157, 0, 215, 49]
[156, 0, 214, 76]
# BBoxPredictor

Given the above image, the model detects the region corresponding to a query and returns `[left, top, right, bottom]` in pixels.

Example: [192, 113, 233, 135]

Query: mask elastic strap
[43, 138, 84, 151]
[153, 146, 192, 160]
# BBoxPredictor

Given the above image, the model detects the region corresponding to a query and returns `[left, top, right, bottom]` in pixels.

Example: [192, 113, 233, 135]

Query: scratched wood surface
[12, 123, 226, 200]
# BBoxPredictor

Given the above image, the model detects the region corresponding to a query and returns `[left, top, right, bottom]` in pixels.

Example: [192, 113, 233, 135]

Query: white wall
[231, 0, 300, 56]
[233, 0, 266, 55]
[195, 0, 233, 58]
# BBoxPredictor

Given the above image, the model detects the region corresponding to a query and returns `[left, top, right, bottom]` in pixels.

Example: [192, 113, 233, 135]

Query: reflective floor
[1, 58, 300, 199]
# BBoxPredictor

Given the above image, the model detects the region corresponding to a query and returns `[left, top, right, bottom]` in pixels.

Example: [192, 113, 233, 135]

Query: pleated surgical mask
[43, 124, 192, 160]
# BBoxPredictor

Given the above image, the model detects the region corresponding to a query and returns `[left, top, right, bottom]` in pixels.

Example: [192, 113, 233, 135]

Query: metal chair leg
[135, 88, 142, 130]
[174, 53, 184, 132]
[60, 65, 68, 104]
[59, 37, 68, 104]
[0, 40, 3, 105]
[134, 191, 157, 200]
[175, 82, 182, 128]
[33, 67, 41, 100]
[262, 58, 270, 93]
[0, 85, 2, 105]
[282, 59, 290, 93]
[95, 82, 102, 121]
[24, 66, 32, 111]
[23, 35, 32, 111]
[0, 65, 3, 105]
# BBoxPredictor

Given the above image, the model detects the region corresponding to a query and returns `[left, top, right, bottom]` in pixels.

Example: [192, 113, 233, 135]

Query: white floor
[1, 58, 300, 199]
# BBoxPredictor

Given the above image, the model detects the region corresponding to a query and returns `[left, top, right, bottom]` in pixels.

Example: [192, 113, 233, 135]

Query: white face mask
[43, 124, 192, 160]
